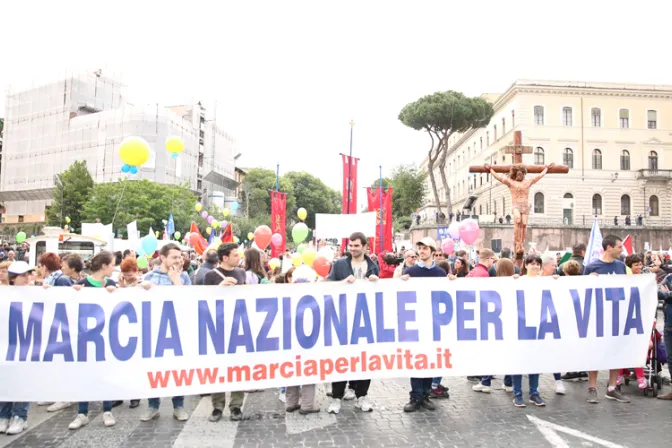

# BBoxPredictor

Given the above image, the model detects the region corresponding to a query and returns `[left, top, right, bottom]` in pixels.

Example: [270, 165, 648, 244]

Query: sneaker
[208, 409, 223, 422]
[555, 380, 566, 395]
[616, 374, 625, 386]
[420, 398, 436, 411]
[529, 394, 546, 406]
[0, 418, 8, 434]
[403, 399, 421, 412]
[140, 408, 160, 421]
[299, 407, 320, 415]
[37, 402, 53, 406]
[467, 376, 482, 382]
[278, 392, 286, 403]
[173, 407, 189, 421]
[102, 412, 116, 427]
[430, 386, 450, 398]
[503, 385, 514, 393]
[576, 372, 589, 381]
[605, 388, 631, 403]
[586, 387, 599, 404]
[129, 400, 140, 409]
[69, 414, 90, 430]
[285, 404, 301, 413]
[111, 401, 123, 408]
[472, 383, 492, 393]
[562, 372, 588, 382]
[327, 398, 342, 414]
[637, 377, 647, 390]
[512, 395, 526, 407]
[343, 388, 356, 401]
[325, 384, 332, 397]
[355, 396, 373, 412]
[6, 417, 27, 435]
[47, 401, 71, 412]
[230, 407, 243, 421]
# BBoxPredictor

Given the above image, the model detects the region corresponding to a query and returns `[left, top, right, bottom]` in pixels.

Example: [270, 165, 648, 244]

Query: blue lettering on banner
[606, 288, 625, 337]
[256, 298, 279, 352]
[517, 290, 536, 340]
[375, 292, 395, 343]
[109, 302, 138, 361]
[43, 303, 73, 362]
[351, 293, 374, 344]
[323, 294, 347, 346]
[397, 291, 418, 342]
[538, 290, 560, 339]
[228, 299, 253, 353]
[198, 300, 224, 355]
[78, 303, 106, 362]
[142, 301, 152, 358]
[155, 301, 182, 357]
[479, 291, 503, 340]
[282, 297, 292, 350]
[623, 287, 643, 335]
[456, 291, 477, 341]
[595, 288, 604, 337]
[296, 295, 320, 349]
[6, 302, 43, 362]
[570, 288, 591, 338]
[431, 291, 453, 341]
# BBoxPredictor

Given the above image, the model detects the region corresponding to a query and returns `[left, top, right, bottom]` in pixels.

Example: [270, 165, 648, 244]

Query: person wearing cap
[0, 262, 35, 435]
[401, 237, 450, 411]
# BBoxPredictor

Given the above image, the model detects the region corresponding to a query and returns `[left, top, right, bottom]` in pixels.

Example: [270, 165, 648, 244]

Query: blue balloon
[129, 166, 138, 175]
[231, 202, 239, 211]
[136, 244, 145, 257]
[121, 164, 130, 173]
[171, 153, 179, 159]
[141, 235, 158, 255]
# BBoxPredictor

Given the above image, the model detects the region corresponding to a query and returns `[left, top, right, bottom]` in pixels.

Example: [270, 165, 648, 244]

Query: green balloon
[137, 256, 149, 269]
[16, 232, 27, 243]
[292, 223, 309, 244]
[297, 244, 305, 254]
[174, 231, 181, 240]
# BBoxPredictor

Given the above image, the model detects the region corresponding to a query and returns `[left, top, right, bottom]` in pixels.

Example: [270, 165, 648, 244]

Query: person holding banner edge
[326, 232, 379, 415]
[401, 237, 451, 412]
[140, 243, 192, 422]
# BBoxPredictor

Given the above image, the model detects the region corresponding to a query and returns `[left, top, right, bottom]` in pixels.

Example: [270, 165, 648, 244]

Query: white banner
[314, 212, 377, 239]
[0, 275, 658, 401]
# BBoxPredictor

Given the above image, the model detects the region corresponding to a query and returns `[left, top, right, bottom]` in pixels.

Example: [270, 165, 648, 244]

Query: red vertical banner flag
[341, 154, 359, 214]
[366, 187, 394, 254]
[270, 191, 287, 258]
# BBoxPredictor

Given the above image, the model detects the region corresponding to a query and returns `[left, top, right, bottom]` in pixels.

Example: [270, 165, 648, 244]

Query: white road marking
[527, 415, 626, 448]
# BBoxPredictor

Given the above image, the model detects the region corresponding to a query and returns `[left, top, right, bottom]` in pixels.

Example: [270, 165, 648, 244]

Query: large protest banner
[0, 275, 658, 401]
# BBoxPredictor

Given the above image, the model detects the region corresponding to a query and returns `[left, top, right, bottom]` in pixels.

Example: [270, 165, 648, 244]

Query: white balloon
[293, 265, 317, 283]
[317, 247, 335, 263]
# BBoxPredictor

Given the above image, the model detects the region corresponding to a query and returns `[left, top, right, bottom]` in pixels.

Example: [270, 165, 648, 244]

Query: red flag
[220, 223, 234, 243]
[189, 222, 208, 255]
[366, 187, 393, 254]
[623, 235, 633, 255]
[270, 191, 287, 258]
[341, 154, 359, 214]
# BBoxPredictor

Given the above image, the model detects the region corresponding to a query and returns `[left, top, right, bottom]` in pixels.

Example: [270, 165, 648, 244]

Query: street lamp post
[347, 120, 354, 214]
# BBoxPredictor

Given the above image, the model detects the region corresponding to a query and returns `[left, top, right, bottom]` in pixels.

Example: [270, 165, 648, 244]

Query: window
[563, 148, 574, 168]
[648, 110, 657, 129]
[479, 205, 482, 215]
[591, 108, 601, 127]
[18, 215, 25, 223]
[619, 109, 629, 128]
[649, 195, 659, 216]
[534, 193, 544, 214]
[621, 195, 631, 216]
[486, 131, 490, 147]
[563, 107, 572, 126]
[480, 137, 483, 149]
[620, 150, 630, 170]
[534, 106, 544, 125]
[649, 151, 658, 171]
[502, 198, 506, 215]
[592, 149, 602, 169]
[592, 194, 602, 215]
[534, 147, 545, 165]
[493, 125, 497, 141]
[512, 110, 515, 128]
[502, 117, 506, 135]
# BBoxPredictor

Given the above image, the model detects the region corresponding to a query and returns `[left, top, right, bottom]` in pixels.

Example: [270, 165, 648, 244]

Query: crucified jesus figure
[484, 163, 553, 255]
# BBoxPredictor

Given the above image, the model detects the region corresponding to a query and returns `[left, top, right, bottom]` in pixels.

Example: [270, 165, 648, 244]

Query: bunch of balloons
[119, 137, 151, 175]
[165, 136, 185, 159]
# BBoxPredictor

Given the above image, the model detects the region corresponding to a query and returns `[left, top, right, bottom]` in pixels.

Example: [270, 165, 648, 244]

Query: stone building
[419, 80, 672, 227]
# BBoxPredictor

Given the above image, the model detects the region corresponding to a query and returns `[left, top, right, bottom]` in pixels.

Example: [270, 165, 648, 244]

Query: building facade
[419, 80, 672, 226]
[0, 71, 238, 223]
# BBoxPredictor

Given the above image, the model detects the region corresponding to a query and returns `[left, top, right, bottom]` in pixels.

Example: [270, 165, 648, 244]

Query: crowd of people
[0, 232, 670, 436]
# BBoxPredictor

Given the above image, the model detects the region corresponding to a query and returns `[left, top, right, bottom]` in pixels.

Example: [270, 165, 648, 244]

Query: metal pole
[379, 165, 383, 254]
[347, 120, 354, 214]
[276, 164, 280, 192]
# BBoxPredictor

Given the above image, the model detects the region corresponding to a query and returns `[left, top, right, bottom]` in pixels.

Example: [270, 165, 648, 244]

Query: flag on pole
[622, 235, 633, 256]
[221, 223, 234, 243]
[585, 218, 603, 266]
[166, 213, 175, 237]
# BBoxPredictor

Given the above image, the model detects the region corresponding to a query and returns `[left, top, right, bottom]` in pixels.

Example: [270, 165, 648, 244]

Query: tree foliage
[46, 161, 95, 232]
[239, 168, 296, 219]
[370, 164, 426, 231]
[399, 91, 493, 214]
[284, 171, 341, 229]
[81, 179, 197, 237]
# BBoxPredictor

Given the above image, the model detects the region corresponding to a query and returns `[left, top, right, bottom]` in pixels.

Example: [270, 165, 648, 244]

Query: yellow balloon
[119, 136, 151, 166]
[247, 232, 254, 240]
[302, 248, 317, 267]
[297, 207, 307, 221]
[195, 203, 202, 212]
[269, 258, 281, 270]
[291, 252, 303, 267]
[223, 208, 230, 217]
[206, 226, 212, 235]
[165, 136, 185, 154]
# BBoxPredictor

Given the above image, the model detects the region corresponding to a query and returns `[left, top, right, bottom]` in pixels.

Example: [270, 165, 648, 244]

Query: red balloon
[254, 225, 273, 249]
[312, 255, 331, 278]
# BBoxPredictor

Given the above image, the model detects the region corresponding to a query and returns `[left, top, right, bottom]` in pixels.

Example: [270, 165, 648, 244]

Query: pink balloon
[271, 233, 283, 247]
[207, 216, 214, 224]
[459, 219, 480, 245]
[201, 211, 208, 219]
[448, 221, 461, 239]
[441, 239, 455, 254]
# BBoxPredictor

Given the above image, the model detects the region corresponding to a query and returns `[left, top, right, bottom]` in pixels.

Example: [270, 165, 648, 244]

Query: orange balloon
[254, 225, 272, 249]
[312, 255, 331, 278]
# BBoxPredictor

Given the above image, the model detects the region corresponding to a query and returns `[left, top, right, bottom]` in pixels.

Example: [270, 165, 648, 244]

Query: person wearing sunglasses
[393, 250, 417, 278]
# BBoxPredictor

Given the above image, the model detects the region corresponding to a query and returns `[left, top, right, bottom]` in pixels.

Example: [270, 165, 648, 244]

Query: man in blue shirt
[583, 235, 630, 404]
[401, 237, 448, 412]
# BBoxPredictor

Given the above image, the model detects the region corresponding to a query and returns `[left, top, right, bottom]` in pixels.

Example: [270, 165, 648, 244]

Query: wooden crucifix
[469, 130, 569, 255]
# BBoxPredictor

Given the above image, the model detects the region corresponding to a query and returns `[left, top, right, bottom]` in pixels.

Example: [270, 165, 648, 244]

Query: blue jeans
[280, 387, 286, 393]
[148, 396, 184, 409]
[553, 373, 561, 381]
[78, 401, 113, 415]
[431, 377, 442, 387]
[0, 402, 29, 421]
[480, 375, 512, 387]
[410, 378, 432, 401]
[665, 326, 672, 379]
[512, 374, 539, 397]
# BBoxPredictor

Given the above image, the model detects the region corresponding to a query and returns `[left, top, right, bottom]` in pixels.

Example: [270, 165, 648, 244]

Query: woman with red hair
[38, 252, 73, 287]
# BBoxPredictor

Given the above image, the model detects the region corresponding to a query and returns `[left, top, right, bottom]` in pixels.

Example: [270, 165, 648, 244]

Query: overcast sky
[2, 0, 671, 210]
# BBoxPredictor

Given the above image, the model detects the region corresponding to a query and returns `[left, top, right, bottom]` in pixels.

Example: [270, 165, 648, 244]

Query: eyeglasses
[406, 255, 417, 259]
